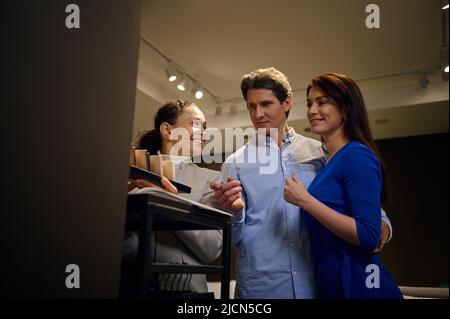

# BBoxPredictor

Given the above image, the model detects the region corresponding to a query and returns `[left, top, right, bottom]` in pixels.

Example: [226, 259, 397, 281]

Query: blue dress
[303, 141, 403, 299]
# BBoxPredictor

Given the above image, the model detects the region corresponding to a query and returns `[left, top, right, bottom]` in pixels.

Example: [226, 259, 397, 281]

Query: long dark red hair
[307, 73, 390, 209]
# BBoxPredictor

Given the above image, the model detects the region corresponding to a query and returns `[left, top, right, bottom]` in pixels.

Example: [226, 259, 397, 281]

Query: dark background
[376, 133, 448, 287]
[1, 0, 142, 298]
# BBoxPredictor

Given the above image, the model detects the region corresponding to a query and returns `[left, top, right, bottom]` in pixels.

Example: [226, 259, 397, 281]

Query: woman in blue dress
[284, 73, 403, 299]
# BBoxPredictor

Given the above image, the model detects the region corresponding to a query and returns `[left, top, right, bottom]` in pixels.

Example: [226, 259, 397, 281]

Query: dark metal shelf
[120, 193, 232, 299]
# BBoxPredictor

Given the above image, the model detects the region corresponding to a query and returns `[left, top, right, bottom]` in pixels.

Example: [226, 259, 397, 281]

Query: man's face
[246, 88, 291, 135]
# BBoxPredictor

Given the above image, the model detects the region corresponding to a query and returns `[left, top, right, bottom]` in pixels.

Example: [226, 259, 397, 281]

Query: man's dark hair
[241, 67, 293, 118]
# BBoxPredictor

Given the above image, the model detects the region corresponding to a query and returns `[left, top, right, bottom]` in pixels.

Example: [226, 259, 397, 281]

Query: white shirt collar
[157, 154, 192, 165]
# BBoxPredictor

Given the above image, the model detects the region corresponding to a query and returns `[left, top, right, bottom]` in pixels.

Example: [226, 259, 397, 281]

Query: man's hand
[373, 220, 390, 253]
[128, 176, 178, 194]
[210, 177, 244, 212]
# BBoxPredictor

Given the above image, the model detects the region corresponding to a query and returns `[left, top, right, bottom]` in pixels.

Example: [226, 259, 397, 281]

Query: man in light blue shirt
[211, 67, 392, 299]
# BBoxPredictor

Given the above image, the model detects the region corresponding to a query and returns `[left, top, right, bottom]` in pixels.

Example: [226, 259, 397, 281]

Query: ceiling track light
[165, 62, 178, 82]
[442, 65, 449, 81]
[165, 69, 177, 82]
[177, 77, 187, 91]
[440, 43, 449, 79]
[140, 34, 219, 101]
[192, 82, 204, 99]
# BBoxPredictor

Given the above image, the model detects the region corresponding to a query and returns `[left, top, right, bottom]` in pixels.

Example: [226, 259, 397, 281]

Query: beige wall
[131, 89, 161, 142]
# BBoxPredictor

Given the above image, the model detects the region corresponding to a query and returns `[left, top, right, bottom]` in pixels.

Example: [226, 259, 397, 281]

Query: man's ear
[283, 96, 292, 113]
[160, 122, 172, 141]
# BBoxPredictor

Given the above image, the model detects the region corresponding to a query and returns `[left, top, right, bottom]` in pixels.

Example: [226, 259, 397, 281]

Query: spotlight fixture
[442, 66, 449, 81]
[439, 45, 449, 80]
[192, 82, 204, 99]
[195, 90, 204, 99]
[165, 63, 178, 82]
[140, 35, 219, 101]
[177, 77, 187, 91]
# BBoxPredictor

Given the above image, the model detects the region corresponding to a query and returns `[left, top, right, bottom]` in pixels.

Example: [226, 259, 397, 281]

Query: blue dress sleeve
[342, 145, 382, 251]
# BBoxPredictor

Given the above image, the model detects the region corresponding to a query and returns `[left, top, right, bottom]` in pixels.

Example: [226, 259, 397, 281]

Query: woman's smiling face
[306, 85, 345, 138]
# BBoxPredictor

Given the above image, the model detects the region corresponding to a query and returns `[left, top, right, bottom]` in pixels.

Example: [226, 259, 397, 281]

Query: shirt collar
[249, 126, 297, 146]
[158, 154, 192, 165]
[282, 127, 296, 144]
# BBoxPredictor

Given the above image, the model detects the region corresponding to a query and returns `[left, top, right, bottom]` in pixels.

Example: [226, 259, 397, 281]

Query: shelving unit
[120, 193, 232, 299]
